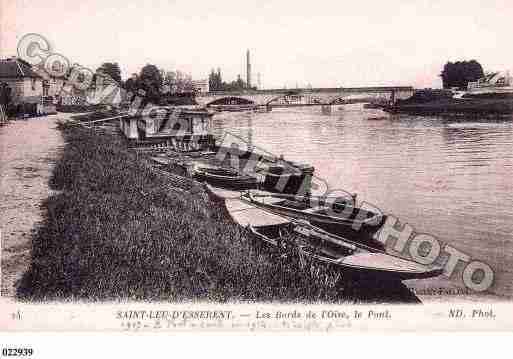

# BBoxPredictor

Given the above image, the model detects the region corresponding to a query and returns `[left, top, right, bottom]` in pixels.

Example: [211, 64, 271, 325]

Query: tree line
[90, 58, 489, 100]
[95, 62, 195, 103]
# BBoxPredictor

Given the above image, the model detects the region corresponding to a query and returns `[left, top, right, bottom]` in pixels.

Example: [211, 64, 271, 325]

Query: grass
[17, 120, 418, 303]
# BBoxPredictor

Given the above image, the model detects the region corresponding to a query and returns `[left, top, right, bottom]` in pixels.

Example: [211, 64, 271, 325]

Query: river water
[212, 104, 513, 299]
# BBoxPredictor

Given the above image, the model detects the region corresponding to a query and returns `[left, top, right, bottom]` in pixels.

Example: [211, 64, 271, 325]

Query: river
[212, 104, 513, 299]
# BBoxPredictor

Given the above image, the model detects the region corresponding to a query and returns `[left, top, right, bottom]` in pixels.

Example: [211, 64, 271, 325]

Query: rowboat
[207, 183, 443, 281]
[150, 156, 171, 167]
[249, 222, 443, 281]
[240, 191, 386, 250]
[194, 167, 258, 190]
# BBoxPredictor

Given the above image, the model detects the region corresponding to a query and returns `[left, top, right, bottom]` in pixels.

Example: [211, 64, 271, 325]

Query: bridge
[195, 86, 414, 108]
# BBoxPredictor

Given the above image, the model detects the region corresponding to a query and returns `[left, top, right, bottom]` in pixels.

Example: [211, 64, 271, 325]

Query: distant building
[0, 57, 63, 114]
[32, 64, 66, 98]
[0, 57, 67, 104]
[0, 57, 44, 105]
[468, 71, 512, 90]
[466, 70, 513, 97]
[192, 79, 209, 93]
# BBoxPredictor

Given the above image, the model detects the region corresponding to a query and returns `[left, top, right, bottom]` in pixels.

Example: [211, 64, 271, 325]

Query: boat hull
[194, 168, 258, 190]
[242, 193, 386, 250]
[300, 248, 443, 281]
[250, 224, 442, 281]
[206, 183, 442, 282]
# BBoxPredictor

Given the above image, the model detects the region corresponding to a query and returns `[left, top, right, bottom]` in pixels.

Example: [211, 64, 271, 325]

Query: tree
[440, 60, 484, 89]
[139, 64, 162, 90]
[96, 62, 122, 83]
[123, 73, 139, 92]
[122, 73, 139, 103]
[138, 64, 163, 103]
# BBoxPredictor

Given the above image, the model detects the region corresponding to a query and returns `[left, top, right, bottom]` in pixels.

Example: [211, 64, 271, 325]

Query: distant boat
[240, 191, 386, 250]
[194, 166, 258, 190]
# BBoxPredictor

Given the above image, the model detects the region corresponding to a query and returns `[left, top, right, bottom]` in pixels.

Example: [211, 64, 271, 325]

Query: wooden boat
[241, 191, 386, 250]
[203, 183, 243, 204]
[249, 222, 443, 281]
[209, 183, 442, 281]
[194, 166, 258, 189]
[150, 156, 171, 167]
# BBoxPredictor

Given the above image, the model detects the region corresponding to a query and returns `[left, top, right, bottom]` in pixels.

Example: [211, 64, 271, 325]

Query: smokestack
[246, 49, 251, 89]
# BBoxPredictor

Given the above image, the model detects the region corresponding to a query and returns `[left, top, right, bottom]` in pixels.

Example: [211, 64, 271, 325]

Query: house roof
[0, 58, 42, 79]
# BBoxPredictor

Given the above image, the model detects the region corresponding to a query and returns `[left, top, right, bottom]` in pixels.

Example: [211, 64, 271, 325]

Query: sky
[1, 0, 513, 89]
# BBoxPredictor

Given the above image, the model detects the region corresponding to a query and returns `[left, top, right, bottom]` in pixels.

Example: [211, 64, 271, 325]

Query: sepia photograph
[0, 0, 512, 334]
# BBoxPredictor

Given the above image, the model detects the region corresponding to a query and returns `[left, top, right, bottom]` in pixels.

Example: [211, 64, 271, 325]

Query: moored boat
[248, 221, 443, 281]
[240, 191, 386, 250]
[209, 183, 443, 282]
[194, 166, 258, 190]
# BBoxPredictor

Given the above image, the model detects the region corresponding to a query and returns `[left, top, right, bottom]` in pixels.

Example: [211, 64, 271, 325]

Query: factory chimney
[246, 49, 251, 89]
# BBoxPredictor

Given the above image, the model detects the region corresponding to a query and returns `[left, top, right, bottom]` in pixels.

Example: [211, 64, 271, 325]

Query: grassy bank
[17, 121, 417, 303]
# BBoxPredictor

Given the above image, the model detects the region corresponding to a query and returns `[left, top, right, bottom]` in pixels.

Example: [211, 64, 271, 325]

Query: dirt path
[0, 114, 68, 297]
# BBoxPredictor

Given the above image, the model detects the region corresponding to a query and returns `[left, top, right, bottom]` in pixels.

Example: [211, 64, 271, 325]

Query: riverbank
[385, 94, 513, 116]
[0, 115, 64, 297]
[15, 119, 420, 303]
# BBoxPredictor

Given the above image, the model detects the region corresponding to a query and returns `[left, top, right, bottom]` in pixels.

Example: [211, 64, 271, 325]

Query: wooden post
[390, 89, 396, 105]
[128, 118, 138, 139]
[0, 104, 6, 124]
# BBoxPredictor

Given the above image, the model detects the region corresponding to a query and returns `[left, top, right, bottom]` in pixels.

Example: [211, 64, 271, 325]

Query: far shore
[385, 97, 513, 117]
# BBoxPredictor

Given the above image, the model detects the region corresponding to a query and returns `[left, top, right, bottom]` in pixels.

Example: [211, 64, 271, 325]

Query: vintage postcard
[1, 0, 513, 336]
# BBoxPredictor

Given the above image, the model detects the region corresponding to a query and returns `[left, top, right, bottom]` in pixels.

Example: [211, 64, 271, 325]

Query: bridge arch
[205, 96, 255, 107]
[327, 96, 347, 105]
[326, 93, 387, 105]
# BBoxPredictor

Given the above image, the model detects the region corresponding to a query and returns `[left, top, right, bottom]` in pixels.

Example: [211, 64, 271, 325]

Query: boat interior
[266, 197, 378, 221]
[252, 223, 293, 240]
[196, 166, 239, 177]
[252, 223, 356, 261]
